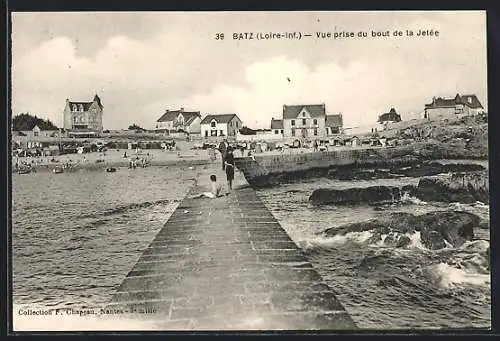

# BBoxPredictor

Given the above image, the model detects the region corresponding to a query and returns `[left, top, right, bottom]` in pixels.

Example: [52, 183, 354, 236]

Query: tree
[12, 113, 58, 131]
[128, 124, 145, 131]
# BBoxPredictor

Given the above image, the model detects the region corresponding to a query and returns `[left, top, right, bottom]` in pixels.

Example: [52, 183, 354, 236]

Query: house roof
[378, 108, 401, 122]
[200, 114, 238, 124]
[460, 94, 484, 109]
[425, 94, 484, 109]
[283, 104, 326, 119]
[68, 94, 103, 111]
[271, 119, 283, 129]
[183, 114, 200, 126]
[326, 114, 343, 127]
[93, 94, 103, 109]
[157, 110, 201, 123]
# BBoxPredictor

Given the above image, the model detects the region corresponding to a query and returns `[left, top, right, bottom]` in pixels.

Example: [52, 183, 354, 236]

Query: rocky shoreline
[309, 169, 489, 206]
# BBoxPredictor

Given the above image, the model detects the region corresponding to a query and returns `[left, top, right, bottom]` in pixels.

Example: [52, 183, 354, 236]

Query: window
[211, 121, 216, 128]
[220, 130, 224, 136]
[72, 104, 77, 111]
[331, 127, 339, 134]
[274, 130, 279, 134]
[34, 131, 39, 137]
[205, 131, 208, 137]
[302, 112, 305, 117]
[280, 129, 283, 134]
[291, 120, 295, 126]
[314, 128, 318, 136]
[291, 129, 296, 137]
[211, 130, 217, 136]
[79, 104, 84, 112]
[313, 119, 318, 125]
[302, 118, 306, 125]
[73, 117, 77, 123]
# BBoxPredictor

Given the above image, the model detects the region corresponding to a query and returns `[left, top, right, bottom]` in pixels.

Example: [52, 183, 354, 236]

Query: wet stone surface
[110, 167, 357, 330]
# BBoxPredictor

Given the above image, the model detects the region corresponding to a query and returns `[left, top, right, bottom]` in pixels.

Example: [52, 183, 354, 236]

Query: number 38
[215, 33, 224, 40]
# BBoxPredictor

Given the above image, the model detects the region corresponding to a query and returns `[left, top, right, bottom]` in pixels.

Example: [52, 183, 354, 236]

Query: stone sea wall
[235, 147, 419, 187]
[235, 143, 489, 188]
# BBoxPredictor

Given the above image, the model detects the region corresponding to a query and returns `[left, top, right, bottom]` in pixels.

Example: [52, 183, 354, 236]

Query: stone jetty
[105, 165, 357, 330]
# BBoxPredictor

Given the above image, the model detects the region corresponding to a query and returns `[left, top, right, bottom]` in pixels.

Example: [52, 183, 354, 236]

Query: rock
[384, 232, 412, 248]
[309, 186, 402, 205]
[326, 161, 485, 181]
[401, 184, 418, 197]
[324, 212, 417, 237]
[324, 220, 389, 237]
[324, 210, 480, 250]
[419, 211, 477, 248]
[396, 162, 443, 177]
[421, 230, 446, 250]
[415, 171, 489, 204]
[366, 231, 384, 244]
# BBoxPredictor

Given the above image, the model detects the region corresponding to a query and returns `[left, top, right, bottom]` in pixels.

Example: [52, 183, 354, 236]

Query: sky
[11, 11, 487, 130]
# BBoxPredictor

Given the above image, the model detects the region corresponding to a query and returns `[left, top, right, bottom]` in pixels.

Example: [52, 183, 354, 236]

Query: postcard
[10, 10, 489, 331]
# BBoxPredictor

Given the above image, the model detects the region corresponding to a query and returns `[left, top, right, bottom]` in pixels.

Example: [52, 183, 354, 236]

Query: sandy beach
[13, 141, 214, 172]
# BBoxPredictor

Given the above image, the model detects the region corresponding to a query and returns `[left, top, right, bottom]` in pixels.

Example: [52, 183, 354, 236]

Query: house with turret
[63, 94, 103, 137]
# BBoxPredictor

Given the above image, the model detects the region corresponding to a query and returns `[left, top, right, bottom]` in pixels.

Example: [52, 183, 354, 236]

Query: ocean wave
[400, 192, 427, 205]
[298, 231, 375, 250]
[79, 199, 179, 219]
[426, 262, 490, 289]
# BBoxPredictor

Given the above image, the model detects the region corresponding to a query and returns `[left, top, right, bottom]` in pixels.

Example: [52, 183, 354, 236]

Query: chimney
[180, 107, 184, 112]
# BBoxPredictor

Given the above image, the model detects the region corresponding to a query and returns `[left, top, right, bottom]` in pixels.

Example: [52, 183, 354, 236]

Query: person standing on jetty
[218, 138, 229, 170]
[224, 146, 235, 190]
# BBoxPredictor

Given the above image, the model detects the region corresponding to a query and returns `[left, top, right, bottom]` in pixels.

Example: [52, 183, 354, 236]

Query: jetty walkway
[106, 163, 357, 330]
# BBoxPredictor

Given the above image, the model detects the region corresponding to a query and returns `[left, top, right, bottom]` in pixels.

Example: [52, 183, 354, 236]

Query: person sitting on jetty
[189, 174, 223, 199]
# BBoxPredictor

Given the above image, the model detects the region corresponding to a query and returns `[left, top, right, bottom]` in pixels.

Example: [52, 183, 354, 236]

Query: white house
[282, 104, 327, 140]
[271, 118, 284, 137]
[155, 108, 201, 134]
[424, 94, 484, 121]
[200, 114, 243, 139]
